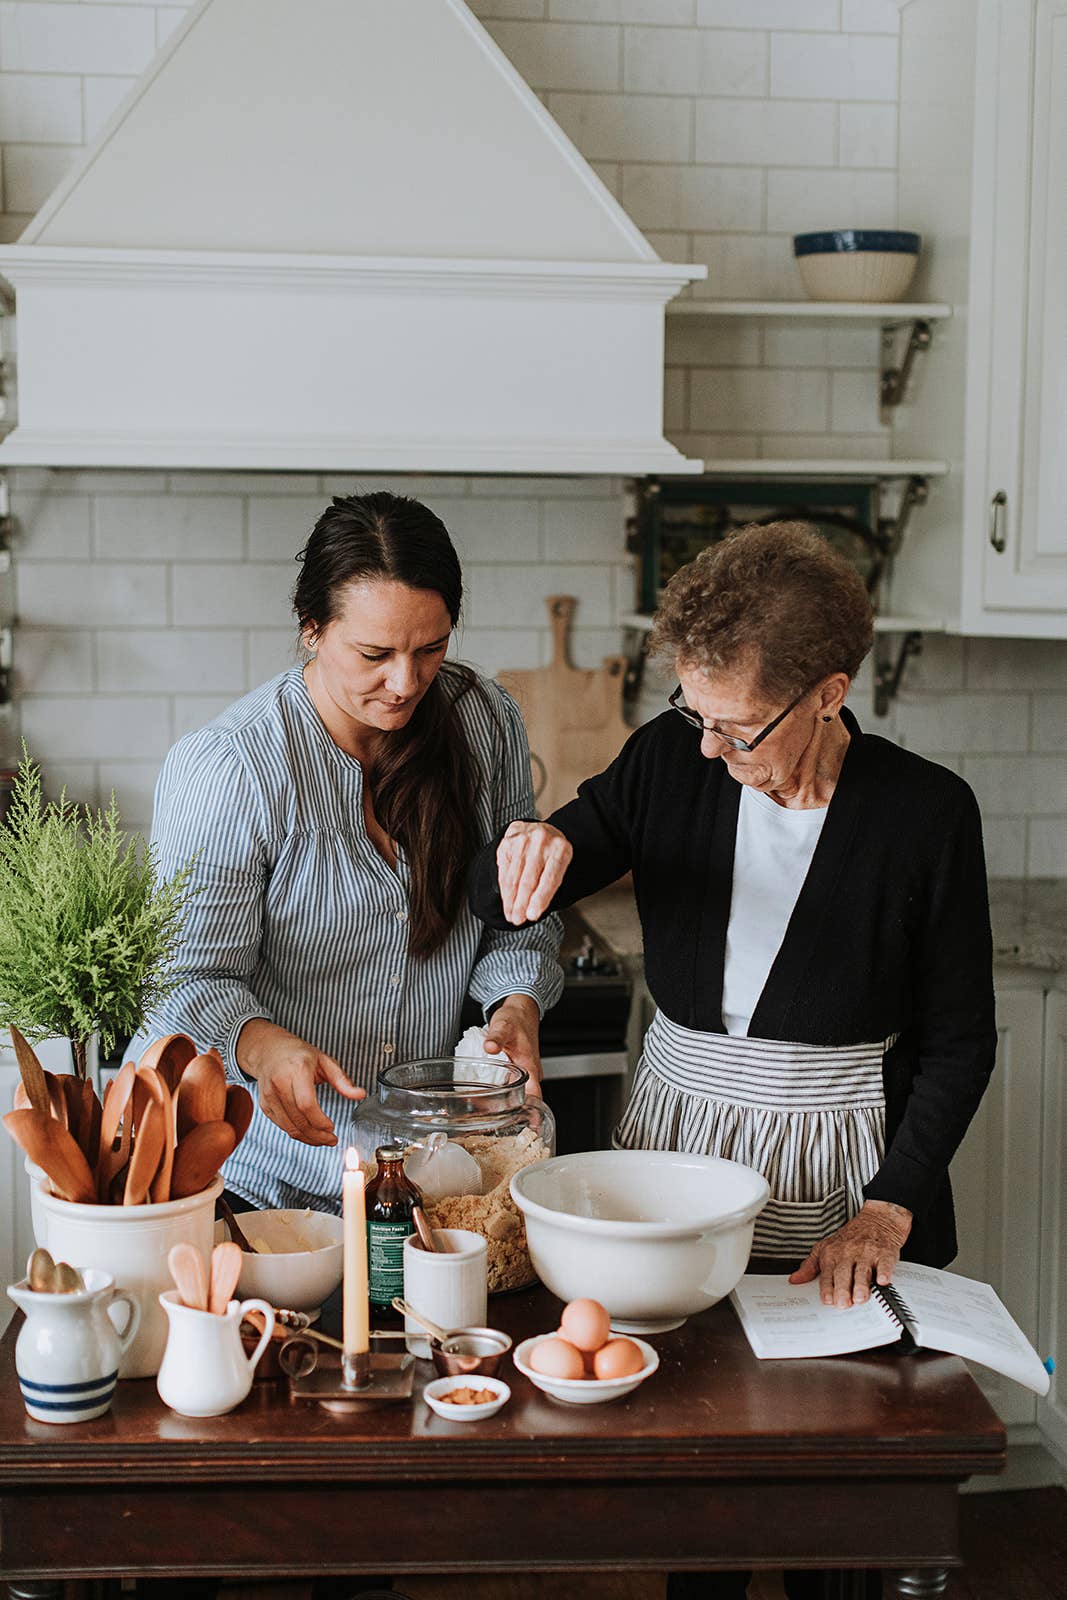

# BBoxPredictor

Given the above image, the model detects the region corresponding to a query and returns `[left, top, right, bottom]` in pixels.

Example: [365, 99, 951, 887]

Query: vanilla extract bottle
[365, 1141, 423, 1310]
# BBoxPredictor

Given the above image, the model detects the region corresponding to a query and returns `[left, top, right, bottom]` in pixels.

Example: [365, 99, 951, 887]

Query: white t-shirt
[721, 785, 828, 1037]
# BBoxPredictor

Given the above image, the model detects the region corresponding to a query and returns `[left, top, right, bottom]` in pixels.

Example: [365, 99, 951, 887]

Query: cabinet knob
[989, 490, 1008, 553]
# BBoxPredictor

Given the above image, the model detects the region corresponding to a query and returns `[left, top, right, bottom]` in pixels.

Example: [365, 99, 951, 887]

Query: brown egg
[559, 1298, 611, 1354]
[593, 1338, 646, 1381]
[529, 1336, 585, 1380]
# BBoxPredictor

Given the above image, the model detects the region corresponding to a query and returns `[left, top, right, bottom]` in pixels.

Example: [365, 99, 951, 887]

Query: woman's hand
[497, 821, 573, 925]
[483, 993, 544, 1097]
[236, 1018, 365, 1146]
[788, 1199, 913, 1308]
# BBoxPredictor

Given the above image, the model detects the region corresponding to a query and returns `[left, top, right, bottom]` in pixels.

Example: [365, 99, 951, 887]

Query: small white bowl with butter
[216, 1208, 344, 1314]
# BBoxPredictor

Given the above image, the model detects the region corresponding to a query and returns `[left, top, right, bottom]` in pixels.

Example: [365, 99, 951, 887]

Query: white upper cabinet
[892, 0, 1067, 635]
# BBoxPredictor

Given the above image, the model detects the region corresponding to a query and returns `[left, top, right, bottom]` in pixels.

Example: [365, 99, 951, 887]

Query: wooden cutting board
[498, 595, 630, 818]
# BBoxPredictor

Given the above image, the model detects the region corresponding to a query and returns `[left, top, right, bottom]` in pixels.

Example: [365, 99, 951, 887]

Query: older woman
[470, 522, 997, 1309]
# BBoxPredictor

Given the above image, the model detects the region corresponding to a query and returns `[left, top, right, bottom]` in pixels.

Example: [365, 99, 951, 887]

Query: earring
[822, 715, 833, 723]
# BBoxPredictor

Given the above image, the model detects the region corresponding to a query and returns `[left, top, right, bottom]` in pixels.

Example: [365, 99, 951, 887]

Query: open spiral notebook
[730, 1261, 1052, 1395]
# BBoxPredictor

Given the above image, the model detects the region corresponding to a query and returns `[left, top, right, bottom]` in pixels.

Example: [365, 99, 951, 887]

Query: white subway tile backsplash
[15, 494, 91, 558]
[690, 367, 829, 433]
[663, 366, 688, 434]
[247, 496, 326, 561]
[770, 32, 897, 101]
[697, 29, 769, 96]
[472, 0, 549, 18]
[981, 818, 1027, 880]
[455, 628, 542, 677]
[95, 495, 244, 560]
[95, 760, 161, 836]
[0, 3, 157, 74]
[0, 73, 82, 143]
[469, 476, 622, 498]
[695, 98, 836, 166]
[621, 163, 762, 231]
[830, 368, 888, 435]
[82, 75, 136, 141]
[623, 26, 702, 93]
[1028, 820, 1067, 878]
[39, 761, 99, 812]
[666, 319, 761, 367]
[549, 0, 694, 21]
[542, 498, 623, 561]
[21, 694, 170, 762]
[690, 232, 800, 300]
[450, 499, 541, 564]
[172, 473, 322, 496]
[698, 0, 838, 27]
[170, 696, 234, 743]
[17, 563, 167, 628]
[2, 143, 75, 214]
[13, 629, 94, 696]
[838, 103, 897, 169]
[1031, 695, 1067, 751]
[966, 638, 1067, 693]
[96, 629, 245, 694]
[549, 91, 691, 162]
[895, 694, 1030, 756]
[172, 564, 292, 628]
[765, 166, 897, 233]
[840, 0, 899, 32]
[465, 563, 616, 629]
[762, 323, 872, 368]
[248, 630, 299, 687]
[757, 431, 889, 460]
[489, 20, 621, 91]
[964, 757, 1067, 819]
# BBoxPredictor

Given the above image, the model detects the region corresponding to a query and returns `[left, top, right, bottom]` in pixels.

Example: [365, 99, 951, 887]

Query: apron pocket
[753, 1186, 847, 1261]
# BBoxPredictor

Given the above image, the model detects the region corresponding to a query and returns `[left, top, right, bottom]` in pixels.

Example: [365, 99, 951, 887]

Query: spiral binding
[874, 1282, 918, 1346]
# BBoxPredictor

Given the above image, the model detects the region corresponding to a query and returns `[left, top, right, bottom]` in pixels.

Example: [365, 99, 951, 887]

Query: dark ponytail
[294, 492, 484, 960]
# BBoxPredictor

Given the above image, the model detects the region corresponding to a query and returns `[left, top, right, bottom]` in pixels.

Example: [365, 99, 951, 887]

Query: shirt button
[395, 910, 407, 923]
[383, 1042, 395, 1054]
[390, 975, 401, 986]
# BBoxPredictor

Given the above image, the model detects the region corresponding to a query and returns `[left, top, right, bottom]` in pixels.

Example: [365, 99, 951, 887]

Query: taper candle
[342, 1149, 370, 1381]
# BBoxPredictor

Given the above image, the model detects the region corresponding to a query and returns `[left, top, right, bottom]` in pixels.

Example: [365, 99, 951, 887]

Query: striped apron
[614, 1009, 889, 1260]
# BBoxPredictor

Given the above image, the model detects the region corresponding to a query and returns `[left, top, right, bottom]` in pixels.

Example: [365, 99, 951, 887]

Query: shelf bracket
[878, 474, 929, 559]
[873, 630, 923, 717]
[880, 319, 932, 409]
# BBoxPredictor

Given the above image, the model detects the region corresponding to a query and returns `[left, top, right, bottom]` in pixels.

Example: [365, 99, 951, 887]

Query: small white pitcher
[156, 1290, 275, 1418]
[8, 1268, 141, 1424]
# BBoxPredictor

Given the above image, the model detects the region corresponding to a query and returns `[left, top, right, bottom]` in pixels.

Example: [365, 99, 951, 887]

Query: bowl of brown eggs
[513, 1297, 658, 1404]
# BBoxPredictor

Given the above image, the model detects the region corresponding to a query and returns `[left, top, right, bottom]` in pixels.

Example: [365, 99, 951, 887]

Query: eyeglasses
[668, 683, 810, 752]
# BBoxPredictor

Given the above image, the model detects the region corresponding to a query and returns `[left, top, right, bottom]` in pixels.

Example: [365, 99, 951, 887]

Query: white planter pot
[34, 1174, 224, 1378]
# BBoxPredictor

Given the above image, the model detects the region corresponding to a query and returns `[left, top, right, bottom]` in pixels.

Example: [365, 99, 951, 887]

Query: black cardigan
[469, 707, 997, 1267]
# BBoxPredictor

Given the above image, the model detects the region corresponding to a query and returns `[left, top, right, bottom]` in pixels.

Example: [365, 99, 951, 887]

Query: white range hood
[0, 0, 704, 475]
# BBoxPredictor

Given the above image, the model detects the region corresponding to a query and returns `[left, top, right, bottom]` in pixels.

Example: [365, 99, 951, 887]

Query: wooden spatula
[168, 1242, 208, 1311]
[138, 1033, 199, 1094]
[209, 1241, 243, 1315]
[224, 1084, 254, 1146]
[176, 1052, 228, 1140]
[123, 1099, 165, 1206]
[9, 1025, 50, 1117]
[170, 1120, 236, 1200]
[2, 1107, 97, 1204]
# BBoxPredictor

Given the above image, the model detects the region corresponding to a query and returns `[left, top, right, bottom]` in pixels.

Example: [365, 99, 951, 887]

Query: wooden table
[0, 1287, 1006, 1600]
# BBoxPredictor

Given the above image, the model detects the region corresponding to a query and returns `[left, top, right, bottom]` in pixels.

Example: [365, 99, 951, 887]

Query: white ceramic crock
[8, 1268, 141, 1423]
[33, 1174, 224, 1378]
[156, 1291, 275, 1418]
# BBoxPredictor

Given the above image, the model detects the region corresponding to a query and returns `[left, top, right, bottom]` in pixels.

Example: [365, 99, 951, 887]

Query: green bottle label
[367, 1219, 411, 1306]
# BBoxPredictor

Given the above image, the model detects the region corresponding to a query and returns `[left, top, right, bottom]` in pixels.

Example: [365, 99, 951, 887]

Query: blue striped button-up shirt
[134, 665, 563, 1210]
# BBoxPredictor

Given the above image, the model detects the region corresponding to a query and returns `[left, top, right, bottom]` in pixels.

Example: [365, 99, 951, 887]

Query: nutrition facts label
[367, 1219, 411, 1306]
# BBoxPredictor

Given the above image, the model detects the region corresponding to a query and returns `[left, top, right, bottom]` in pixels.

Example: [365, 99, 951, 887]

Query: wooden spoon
[123, 1099, 165, 1206]
[96, 1062, 136, 1201]
[138, 1033, 199, 1095]
[176, 1052, 228, 1140]
[168, 1242, 208, 1311]
[209, 1240, 243, 1315]
[28, 1247, 57, 1291]
[224, 1084, 254, 1146]
[2, 1108, 97, 1204]
[9, 1025, 50, 1117]
[60, 1078, 102, 1169]
[134, 1067, 176, 1205]
[170, 1119, 236, 1201]
[217, 1194, 257, 1253]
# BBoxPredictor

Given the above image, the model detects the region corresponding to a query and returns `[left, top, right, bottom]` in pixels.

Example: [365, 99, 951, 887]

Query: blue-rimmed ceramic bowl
[793, 230, 921, 302]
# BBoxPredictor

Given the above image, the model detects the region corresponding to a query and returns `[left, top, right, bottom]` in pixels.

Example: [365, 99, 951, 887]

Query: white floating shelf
[677, 459, 948, 478]
[621, 612, 945, 636]
[667, 300, 952, 320]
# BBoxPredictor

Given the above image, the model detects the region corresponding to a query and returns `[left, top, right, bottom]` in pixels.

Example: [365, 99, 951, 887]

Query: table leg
[886, 1571, 949, 1598]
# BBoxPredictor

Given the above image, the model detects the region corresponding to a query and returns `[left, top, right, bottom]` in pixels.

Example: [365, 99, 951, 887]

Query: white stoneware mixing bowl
[216, 1208, 344, 1314]
[510, 1149, 769, 1333]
